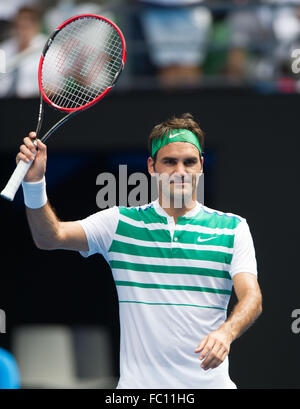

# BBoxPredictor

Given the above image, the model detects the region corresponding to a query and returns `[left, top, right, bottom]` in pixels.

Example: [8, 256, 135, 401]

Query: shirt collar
[152, 198, 202, 219]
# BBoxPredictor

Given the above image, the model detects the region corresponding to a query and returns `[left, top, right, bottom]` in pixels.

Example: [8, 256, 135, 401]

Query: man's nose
[174, 161, 187, 176]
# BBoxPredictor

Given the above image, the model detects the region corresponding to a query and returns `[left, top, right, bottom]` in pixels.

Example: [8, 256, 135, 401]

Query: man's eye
[164, 159, 176, 164]
[184, 160, 197, 166]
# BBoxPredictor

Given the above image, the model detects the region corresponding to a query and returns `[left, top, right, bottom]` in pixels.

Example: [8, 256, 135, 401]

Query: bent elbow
[256, 294, 263, 317]
[35, 241, 54, 251]
[258, 301, 263, 316]
[33, 224, 66, 250]
[34, 237, 60, 251]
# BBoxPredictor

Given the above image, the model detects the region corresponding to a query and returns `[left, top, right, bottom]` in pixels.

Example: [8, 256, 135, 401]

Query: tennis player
[18, 113, 262, 389]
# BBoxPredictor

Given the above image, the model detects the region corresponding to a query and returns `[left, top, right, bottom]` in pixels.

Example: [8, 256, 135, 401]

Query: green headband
[151, 129, 202, 158]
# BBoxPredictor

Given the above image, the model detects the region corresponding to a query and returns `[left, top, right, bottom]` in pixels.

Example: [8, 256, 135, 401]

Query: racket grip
[1, 159, 33, 201]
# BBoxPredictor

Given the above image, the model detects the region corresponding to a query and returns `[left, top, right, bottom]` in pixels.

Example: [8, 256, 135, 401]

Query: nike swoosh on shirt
[197, 236, 218, 243]
[169, 132, 183, 139]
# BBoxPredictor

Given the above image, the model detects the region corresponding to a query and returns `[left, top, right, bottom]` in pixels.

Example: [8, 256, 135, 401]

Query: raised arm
[18, 132, 88, 252]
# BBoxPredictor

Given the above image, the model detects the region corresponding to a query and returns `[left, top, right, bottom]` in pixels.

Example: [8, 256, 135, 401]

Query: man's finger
[20, 144, 35, 161]
[199, 338, 215, 360]
[200, 344, 221, 370]
[201, 346, 228, 370]
[195, 337, 207, 353]
[23, 136, 37, 153]
[202, 355, 221, 370]
[16, 152, 31, 164]
[36, 139, 46, 152]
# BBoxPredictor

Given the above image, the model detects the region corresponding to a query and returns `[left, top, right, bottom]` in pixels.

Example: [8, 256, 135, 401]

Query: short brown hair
[15, 6, 40, 25]
[148, 113, 205, 161]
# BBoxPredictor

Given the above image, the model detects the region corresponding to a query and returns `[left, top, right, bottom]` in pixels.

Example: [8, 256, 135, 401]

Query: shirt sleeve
[229, 219, 258, 278]
[75, 206, 119, 262]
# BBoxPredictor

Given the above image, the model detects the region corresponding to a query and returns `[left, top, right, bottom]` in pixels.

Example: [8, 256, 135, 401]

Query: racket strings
[50, 20, 121, 104]
[51, 27, 120, 107]
[41, 16, 124, 109]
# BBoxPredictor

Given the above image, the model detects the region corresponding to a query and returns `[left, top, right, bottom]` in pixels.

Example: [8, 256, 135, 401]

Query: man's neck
[158, 195, 197, 223]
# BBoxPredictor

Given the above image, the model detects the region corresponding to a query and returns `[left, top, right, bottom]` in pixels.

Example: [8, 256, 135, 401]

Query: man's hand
[195, 325, 232, 371]
[16, 131, 47, 182]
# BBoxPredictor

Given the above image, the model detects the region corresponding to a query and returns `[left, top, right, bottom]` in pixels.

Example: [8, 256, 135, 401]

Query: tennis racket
[1, 14, 126, 201]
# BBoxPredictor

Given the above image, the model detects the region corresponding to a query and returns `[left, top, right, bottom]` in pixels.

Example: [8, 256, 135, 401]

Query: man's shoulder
[196, 204, 245, 230]
[118, 202, 154, 215]
[201, 204, 245, 221]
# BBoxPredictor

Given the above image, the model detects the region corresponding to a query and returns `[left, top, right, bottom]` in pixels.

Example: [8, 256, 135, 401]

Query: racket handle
[1, 159, 33, 201]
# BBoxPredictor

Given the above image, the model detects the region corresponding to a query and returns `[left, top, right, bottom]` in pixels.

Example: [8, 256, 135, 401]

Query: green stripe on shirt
[110, 260, 231, 279]
[115, 280, 232, 295]
[116, 220, 235, 248]
[109, 240, 233, 264]
[119, 300, 227, 311]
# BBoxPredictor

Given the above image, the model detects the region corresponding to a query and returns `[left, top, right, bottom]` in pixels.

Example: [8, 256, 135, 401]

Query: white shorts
[140, 5, 212, 67]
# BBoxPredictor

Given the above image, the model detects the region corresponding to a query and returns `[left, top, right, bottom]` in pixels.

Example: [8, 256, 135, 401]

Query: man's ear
[147, 156, 156, 176]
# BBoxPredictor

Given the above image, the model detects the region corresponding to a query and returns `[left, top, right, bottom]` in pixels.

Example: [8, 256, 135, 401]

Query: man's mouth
[170, 181, 190, 184]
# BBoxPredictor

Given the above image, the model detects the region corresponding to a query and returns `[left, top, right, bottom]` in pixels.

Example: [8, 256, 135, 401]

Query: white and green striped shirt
[77, 200, 257, 389]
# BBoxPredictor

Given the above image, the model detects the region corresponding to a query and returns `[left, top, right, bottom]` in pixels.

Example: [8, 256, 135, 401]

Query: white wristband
[22, 176, 47, 209]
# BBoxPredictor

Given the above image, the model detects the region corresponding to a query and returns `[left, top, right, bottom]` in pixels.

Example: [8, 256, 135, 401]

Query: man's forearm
[195, 273, 262, 370]
[221, 290, 262, 342]
[17, 135, 86, 252]
[26, 201, 61, 250]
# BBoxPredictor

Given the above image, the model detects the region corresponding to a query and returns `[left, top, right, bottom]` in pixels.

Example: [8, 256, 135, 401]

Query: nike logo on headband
[169, 132, 184, 139]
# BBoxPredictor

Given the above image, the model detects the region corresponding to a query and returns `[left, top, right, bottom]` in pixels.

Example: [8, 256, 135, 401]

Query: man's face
[148, 142, 203, 206]
[14, 12, 39, 50]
